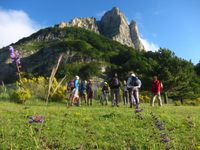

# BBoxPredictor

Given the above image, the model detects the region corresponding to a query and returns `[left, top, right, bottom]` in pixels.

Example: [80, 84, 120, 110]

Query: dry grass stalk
[46, 54, 63, 105]
[51, 75, 67, 96]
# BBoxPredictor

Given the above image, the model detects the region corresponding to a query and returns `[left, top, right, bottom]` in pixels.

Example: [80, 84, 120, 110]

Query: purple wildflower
[8, 46, 21, 65]
[28, 116, 44, 124]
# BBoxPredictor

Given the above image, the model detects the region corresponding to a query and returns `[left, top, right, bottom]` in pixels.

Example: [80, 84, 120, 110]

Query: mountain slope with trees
[0, 26, 199, 100]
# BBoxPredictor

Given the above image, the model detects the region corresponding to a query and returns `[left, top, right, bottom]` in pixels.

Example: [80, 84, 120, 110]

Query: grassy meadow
[0, 101, 200, 150]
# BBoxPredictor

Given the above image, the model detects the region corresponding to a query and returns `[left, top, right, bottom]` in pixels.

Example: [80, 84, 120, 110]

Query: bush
[174, 101, 182, 106]
[140, 95, 151, 103]
[11, 88, 31, 104]
[19, 76, 47, 100]
[184, 100, 199, 106]
[0, 92, 10, 101]
[49, 77, 67, 102]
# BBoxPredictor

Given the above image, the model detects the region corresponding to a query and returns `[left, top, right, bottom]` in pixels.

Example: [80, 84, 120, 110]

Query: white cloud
[139, 37, 159, 51]
[0, 8, 41, 48]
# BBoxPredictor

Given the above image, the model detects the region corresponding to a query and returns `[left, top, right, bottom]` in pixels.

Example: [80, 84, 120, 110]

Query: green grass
[0, 101, 200, 150]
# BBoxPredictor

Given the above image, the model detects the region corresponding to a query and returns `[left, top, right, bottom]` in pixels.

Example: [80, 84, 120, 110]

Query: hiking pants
[151, 92, 162, 106]
[129, 89, 140, 108]
[123, 91, 128, 105]
[101, 92, 108, 105]
[111, 88, 120, 106]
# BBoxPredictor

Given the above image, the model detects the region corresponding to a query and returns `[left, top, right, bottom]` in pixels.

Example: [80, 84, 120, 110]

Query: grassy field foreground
[0, 101, 200, 150]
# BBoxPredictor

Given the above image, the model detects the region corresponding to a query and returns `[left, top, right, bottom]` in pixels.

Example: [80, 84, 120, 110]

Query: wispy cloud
[0, 8, 41, 48]
[139, 37, 159, 51]
[96, 10, 106, 19]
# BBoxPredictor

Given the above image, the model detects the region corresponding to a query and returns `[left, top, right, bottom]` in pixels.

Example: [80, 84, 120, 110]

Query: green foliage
[19, 76, 47, 100]
[0, 92, 10, 101]
[59, 62, 101, 80]
[3, 27, 200, 101]
[11, 88, 31, 103]
[184, 100, 200, 106]
[49, 77, 66, 102]
[195, 61, 200, 76]
[16, 76, 66, 102]
[174, 101, 182, 106]
[140, 95, 151, 103]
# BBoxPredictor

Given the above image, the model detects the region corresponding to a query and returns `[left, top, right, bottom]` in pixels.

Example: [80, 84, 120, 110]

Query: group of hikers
[67, 72, 163, 111]
[7, 46, 163, 110]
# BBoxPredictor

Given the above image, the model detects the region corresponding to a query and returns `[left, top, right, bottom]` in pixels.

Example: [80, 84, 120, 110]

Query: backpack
[130, 77, 141, 87]
[112, 78, 119, 87]
[68, 80, 74, 89]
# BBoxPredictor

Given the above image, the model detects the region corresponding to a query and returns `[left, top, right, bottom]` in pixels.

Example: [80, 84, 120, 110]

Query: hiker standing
[110, 73, 120, 107]
[101, 82, 109, 105]
[71, 76, 80, 106]
[86, 80, 93, 106]
[150, 76, 162, 106]
[123, 80, 128, 105]
[127, 73, 142, 109]
[66, 79, 74, 102]
[80, 80, 87, 104]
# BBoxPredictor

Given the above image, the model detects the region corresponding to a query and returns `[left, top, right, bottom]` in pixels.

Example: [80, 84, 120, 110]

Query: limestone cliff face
[100, 7, 134, 48]
[129, 21, 145, 50]
[56, 7, 145, 50]
[58, 17, 99, 34]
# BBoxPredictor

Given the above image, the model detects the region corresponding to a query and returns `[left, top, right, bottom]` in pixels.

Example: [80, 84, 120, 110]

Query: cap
[75, 75, 79, 79]
[131, 73, 136, 77]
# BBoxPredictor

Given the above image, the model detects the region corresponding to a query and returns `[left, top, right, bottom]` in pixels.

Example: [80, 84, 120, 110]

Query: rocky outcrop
[56, 7, 145, 50]
[58, 17, 99, 34]
[100, 7, 134, 48]
[129, 20, 145, 50]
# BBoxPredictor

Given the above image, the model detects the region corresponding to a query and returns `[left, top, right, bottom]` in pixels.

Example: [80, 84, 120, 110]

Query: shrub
[174, 101, 182, 106]
[184, 100, 199, 106]
[140, 95, 151, 103]
[0, 92, 10, 101]
[49, 77, 67, 102]
[194, 97, 200, 103]
[11, 88, 31, 104]
[17, 76, 47, 100]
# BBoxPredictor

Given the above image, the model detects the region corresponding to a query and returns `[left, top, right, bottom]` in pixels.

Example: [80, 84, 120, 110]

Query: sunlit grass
[0, 101, 200, 149]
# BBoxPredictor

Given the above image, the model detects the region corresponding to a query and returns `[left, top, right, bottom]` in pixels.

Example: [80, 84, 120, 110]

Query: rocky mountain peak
[100, 7, 135, 48]
[110, 7, 120, 14]
[56, 7, 145, 50]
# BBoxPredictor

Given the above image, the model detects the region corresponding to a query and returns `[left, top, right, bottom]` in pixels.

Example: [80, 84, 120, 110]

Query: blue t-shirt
[74, 79, 79, 90]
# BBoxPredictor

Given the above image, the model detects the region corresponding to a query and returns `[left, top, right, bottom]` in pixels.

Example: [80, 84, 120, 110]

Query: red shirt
[152, 80, 161, 94]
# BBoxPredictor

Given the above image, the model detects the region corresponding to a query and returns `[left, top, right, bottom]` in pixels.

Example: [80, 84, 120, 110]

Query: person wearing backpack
[101, 82, 109, 105]
[127, 73, 142, 110]
[86, 80, 93, 106]
[123, 80, 128, 105]
[80, 80, 87, 104]
[71, 75, 80, 106]
[109, 73, 120, 107]
[151, 75, 162, 106]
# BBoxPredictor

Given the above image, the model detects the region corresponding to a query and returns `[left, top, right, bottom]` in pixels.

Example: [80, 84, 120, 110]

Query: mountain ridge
[56, 7, 145, 50]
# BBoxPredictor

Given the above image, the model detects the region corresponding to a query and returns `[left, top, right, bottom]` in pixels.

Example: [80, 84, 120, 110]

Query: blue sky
[0, 0, 199, 64]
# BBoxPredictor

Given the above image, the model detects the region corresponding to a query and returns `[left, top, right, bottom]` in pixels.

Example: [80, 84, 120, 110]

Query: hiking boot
[135, 108, 143, 113]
